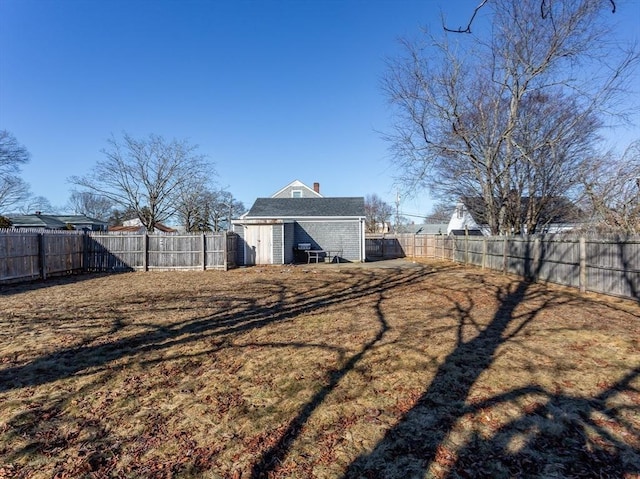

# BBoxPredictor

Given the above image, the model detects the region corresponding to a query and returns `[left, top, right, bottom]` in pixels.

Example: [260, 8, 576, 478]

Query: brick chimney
[313, 182, 320, 194]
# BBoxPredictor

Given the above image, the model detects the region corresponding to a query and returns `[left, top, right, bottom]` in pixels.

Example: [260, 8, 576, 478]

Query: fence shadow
[0, 271, 116, 297]
[2, 257, 637, 477]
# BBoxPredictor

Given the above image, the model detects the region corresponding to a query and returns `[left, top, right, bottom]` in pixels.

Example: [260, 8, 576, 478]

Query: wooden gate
[244, 225, 273, 265]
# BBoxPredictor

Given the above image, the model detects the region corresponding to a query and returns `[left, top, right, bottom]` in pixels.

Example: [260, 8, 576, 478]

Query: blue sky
[1, 0, 639, 220]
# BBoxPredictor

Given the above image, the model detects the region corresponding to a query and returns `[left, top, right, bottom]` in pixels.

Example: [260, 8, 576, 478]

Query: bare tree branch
[444, 0, 616, 33]
[444, 0, 489, 33]
[69, 133, 215, 232]
[388, 0, 636, 235]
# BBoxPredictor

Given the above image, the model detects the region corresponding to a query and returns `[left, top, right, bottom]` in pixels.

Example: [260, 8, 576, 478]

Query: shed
[233, 196, 366, 265]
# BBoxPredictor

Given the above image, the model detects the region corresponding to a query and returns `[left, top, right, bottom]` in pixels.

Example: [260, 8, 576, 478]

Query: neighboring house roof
[7, 214, 107, 230]
[461, 196, 582, 226]
[448, 196, 583, 235]
[245, 197, 365, 218]
[270, 180, 323, 199]
[8, 214, 66, 229]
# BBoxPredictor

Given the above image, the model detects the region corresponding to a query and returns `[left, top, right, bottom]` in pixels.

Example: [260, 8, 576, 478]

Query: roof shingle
[246, 197, 365, 218]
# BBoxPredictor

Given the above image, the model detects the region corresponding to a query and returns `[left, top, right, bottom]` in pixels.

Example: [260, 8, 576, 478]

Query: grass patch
[1, 261, 639, 478]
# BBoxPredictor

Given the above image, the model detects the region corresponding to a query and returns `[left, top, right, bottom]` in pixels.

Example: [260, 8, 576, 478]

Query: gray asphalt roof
[7, 214, 107, 228]
[246, 197, 365, 218]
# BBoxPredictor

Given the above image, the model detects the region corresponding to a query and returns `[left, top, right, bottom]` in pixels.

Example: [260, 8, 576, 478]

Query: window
[291, 190, 302, 198]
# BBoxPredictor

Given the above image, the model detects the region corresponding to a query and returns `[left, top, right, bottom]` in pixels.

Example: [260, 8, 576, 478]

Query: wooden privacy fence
[367, 234, 639, 301]
[0, 229, 85, 283]
[0, 230, 238, 284]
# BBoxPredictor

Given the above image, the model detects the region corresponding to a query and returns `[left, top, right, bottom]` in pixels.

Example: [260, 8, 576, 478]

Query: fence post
[533, 237, 541, 280]
[579, 237, 587, 293]
[451, 236, 455, 262]
[202, 232, 207, 271]
[143, 233, 149, 272]
[38, 233, 47, 280]
[502, 237, 508, 274]
[82, 232, 88, 273]
[223, 232, 228, 271]
[465, 233, 469, 265]
[482, 237, 487, 270]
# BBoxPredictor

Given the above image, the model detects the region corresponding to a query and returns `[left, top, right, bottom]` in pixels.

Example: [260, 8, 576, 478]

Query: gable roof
[246, 197, 364, 218]
[270, 180, 323, 198]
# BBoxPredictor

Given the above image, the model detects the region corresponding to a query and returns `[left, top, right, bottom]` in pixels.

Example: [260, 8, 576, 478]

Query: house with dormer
[232, 180, 366, 265]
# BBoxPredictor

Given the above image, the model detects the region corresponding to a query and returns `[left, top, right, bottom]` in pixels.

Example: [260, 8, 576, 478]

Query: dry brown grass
[0, 260, 638, 478]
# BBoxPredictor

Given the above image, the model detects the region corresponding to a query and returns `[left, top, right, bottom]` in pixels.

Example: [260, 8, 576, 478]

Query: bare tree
[70, 133, 215, 232]
[385, 0, 638, 235]
[425, 202, 454, 223]
[0, 176, 31, 213]
[20, 196, 54, 215]
[67, 191, 114, 220]
[0, 130, 30, 174]
[176, 186, 244, 232]
[204, 190, 244, 232]
[365, 194, 393, 233]
[443, 0, 616, 33]
[0, 131, 32, 213]
[583, 140, 640, 233]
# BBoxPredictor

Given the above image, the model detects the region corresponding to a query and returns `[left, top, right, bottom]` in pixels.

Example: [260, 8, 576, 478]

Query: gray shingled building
[233, 181, 366, 265]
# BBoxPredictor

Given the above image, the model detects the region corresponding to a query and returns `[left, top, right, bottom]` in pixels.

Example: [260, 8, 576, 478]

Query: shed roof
[246, 197, 365, 218]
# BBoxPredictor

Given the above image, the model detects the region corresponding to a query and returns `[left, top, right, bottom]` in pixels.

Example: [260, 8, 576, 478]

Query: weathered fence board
[367, 233, 639, 301]
[0, 232, 40, 282]
[86, 234, 144, 272]
[1, 230, 237, 284]
[365, 235, 404, 259]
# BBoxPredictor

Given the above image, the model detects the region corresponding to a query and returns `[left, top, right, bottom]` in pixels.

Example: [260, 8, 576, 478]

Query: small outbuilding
[233, 181, 366, 265]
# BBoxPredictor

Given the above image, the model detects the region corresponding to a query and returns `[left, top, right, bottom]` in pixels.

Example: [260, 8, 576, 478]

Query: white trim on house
[447, 202, 485, 235]
[270, 180, 323, 198]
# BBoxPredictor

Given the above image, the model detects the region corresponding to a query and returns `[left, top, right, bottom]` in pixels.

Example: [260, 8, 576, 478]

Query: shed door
[244, 225, 273, 265]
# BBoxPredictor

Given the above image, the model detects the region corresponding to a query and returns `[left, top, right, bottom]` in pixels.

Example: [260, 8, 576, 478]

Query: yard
[0, 260, 638, 478]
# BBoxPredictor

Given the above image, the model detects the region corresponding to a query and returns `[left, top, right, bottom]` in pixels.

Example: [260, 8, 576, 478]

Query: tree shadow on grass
[343, 278, 533, 478]
[343, 273, 640, 478]
[447, 367, 640, 478]
[0, 266, 437, 394]
[1, 264, 450, 477]
[250, 289, 391, 478]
